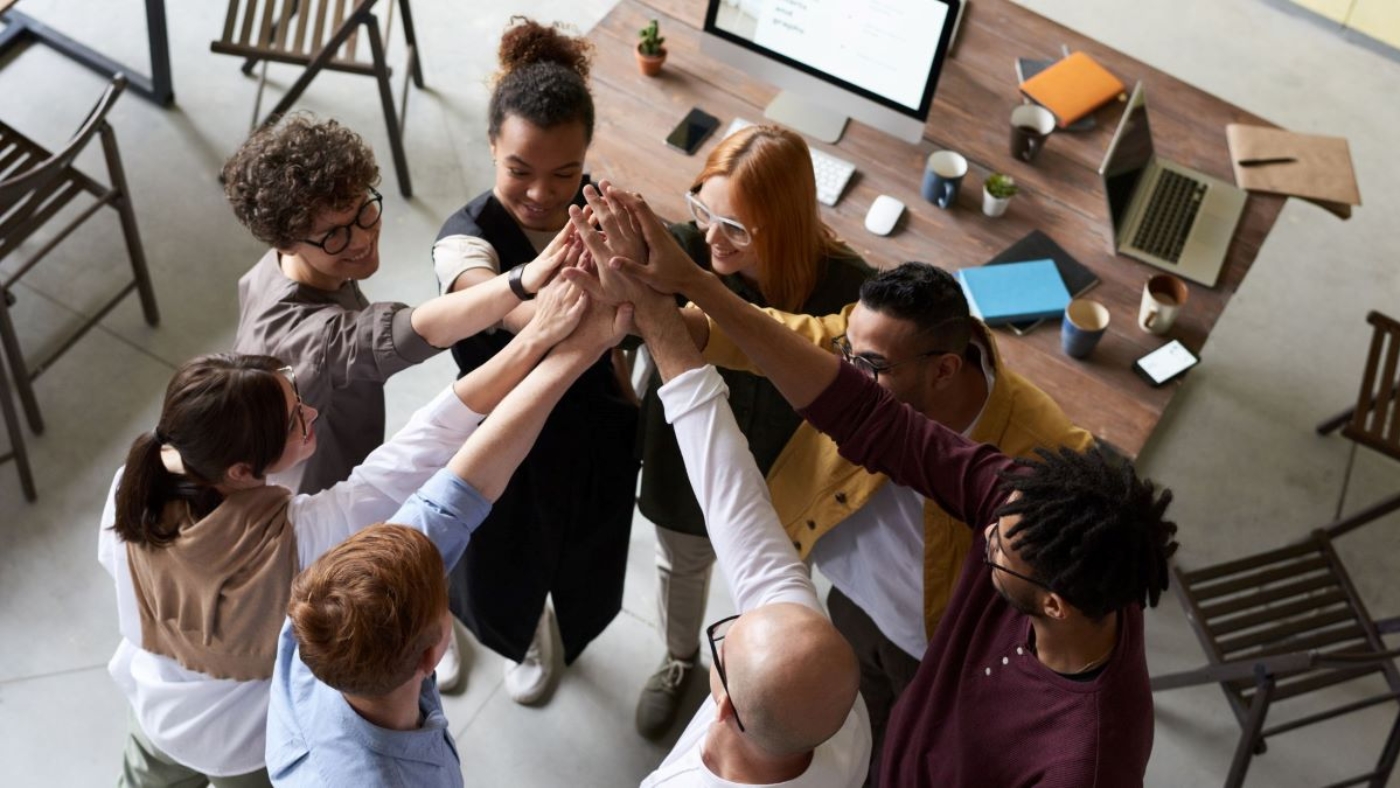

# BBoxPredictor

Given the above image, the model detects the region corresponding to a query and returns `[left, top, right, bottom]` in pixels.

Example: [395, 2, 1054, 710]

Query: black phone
[666, 107, 720, 155]
[1133, 340, 1200, 387]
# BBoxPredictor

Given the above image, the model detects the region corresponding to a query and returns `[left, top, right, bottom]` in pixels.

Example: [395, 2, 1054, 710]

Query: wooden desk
[584, 0, 1284, 458]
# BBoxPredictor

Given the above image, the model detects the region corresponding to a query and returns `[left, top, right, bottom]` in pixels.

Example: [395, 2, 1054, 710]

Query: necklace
[1074, 644, 1115, 675]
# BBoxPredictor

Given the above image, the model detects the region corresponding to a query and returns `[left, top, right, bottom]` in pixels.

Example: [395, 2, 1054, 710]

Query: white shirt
[97, 386, 484, 777]
[431, 225, 556, 293]
[807, 337, 998, 659]
[642, 365, 871, 788]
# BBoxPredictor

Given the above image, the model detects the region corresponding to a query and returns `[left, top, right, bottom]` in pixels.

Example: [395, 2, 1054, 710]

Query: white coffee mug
[1138, 274, 1189, 335]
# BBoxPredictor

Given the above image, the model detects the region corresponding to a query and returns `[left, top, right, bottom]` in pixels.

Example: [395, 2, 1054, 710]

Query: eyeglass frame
[277, 366, 308, 441]
[299, 188, 384, 255]
[831, 334, 954, 383]
[983, 522, 1053, 591]
[684, 191, 754, 248]
[706, 613, 746, 732]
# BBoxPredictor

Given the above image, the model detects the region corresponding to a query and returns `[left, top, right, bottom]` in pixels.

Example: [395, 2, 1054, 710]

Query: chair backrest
[1344, 311, 1400, 464]
[214, 0, 381, 65]
[0, 74, 127, 208]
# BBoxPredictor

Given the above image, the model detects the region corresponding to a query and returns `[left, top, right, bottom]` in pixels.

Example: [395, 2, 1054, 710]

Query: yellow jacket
[702, 306, 1095, 639]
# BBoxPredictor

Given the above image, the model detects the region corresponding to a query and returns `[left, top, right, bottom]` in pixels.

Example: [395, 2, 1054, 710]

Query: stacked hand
[522, 207, 593, 294]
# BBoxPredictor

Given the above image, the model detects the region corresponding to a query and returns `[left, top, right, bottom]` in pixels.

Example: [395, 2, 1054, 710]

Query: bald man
[601, 247, 869, 787]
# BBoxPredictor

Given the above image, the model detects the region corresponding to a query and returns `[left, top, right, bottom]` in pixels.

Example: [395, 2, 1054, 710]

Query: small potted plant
[636, 19, 667, 77]
[982, 172, 1018, 217]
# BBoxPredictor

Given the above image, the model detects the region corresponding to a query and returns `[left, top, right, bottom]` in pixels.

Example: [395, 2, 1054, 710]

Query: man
[266, 288, 630, 786]
[568, 200, 871, 788]
[594, 188, 1179, 787]
[700, 263, 1093, 781]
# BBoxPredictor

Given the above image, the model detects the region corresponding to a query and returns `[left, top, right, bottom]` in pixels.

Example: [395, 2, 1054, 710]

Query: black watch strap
[508, 262, 535, 300]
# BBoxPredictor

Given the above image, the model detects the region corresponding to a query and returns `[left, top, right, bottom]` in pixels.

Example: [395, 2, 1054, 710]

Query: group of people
[98, 16, 1180, 788]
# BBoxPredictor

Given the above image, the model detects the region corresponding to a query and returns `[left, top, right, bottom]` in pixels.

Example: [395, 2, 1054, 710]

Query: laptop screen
[1100, 83, 1154, 232]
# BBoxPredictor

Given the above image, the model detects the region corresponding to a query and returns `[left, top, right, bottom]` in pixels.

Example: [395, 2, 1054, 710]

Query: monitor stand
[764, 91, 848, 144]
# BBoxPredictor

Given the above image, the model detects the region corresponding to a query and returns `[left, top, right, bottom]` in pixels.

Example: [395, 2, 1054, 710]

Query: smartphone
[666, 107, 720, 155]
[1133, 340, 1200, 387]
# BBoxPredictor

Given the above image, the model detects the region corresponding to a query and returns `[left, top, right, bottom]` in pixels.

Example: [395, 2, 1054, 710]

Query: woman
[99, 284, 582, 786]
[633, 125, 873, 739]
[431, 17, 638, 706]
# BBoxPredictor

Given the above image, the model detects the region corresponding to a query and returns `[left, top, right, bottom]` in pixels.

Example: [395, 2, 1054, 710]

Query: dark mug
[1010, 104, 1055, 163]
[1061, 299, 1111, 359]
[921, 151, 968, 210]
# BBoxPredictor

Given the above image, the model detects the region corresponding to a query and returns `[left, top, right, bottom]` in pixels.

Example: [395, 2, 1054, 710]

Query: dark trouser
[827, 586, 923, 788]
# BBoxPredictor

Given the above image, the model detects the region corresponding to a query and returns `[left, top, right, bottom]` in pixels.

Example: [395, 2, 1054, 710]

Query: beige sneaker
[635, 651, 698, 739]
[435, 618, 467, 695]
[503, 607, 556, 705]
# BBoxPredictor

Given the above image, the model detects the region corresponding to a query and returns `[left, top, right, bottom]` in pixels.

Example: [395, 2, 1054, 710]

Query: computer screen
[702, 0, 960, 144]
[1100, 83, 1155, 231]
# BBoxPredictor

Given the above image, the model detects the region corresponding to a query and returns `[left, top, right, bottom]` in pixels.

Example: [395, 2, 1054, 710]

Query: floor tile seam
[450, 678, 506, 741]
[0, 661, 110, 687]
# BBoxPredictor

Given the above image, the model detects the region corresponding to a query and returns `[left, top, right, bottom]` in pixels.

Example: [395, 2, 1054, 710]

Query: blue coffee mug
[922, 151, 968, 210]
[1061, 299, 1111, 359]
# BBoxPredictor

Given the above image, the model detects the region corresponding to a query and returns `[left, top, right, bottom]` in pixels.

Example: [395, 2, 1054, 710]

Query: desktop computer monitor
[701, 0, 961, 144]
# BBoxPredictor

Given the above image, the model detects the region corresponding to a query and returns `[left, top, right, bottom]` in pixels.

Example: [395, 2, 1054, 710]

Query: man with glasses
[223, 115, 582, 694]
[694, 262, 1093, 782]
[595, 188, 1179, 787]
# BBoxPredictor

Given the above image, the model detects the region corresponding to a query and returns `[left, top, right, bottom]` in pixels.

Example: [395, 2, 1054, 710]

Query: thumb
[610, 256, 666, 291]
[611, 303, 636, 343]
[560, 267, 608, 302]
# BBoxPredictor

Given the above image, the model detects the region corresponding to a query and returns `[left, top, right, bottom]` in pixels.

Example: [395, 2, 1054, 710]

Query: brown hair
[691, 126, 845, 311]
[221, 114, 381, 249]
[113, 354, 289, 547]
[289, 524, 449, 697]
[489, 17, 595, 144]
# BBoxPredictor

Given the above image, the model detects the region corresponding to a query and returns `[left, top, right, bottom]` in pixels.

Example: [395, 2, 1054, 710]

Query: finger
[583, 183, 624, 245]
[569, 204, 610, 263]
[608, 255, 662, 289]
[559, 267, 609, 303]
[611, 303, 636, 345]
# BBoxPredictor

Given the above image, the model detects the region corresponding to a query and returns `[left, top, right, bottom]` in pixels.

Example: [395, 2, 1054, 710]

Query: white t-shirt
[431, 224, 558, 293]
[643, 696, 871, 788]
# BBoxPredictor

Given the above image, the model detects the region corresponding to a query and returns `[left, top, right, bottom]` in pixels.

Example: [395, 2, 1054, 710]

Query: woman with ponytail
[431, 17, 638, 706]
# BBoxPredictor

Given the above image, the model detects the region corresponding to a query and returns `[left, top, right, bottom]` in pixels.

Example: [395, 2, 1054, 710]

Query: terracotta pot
[636, 45, 667, 77]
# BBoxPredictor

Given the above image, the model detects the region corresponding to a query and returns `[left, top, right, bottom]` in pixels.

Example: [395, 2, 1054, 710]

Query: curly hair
[996, 444, 1178, 621]
[858, 263, 972, 356]
[221, 114, 380, 249]
[489, 17, 595, 144]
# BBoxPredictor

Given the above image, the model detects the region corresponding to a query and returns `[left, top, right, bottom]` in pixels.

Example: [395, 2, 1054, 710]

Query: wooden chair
[211, 0, 423, 197]
[1152, 312, 1400, 788]
[0, 74, 160, 443]
[0, 344, 35, 502]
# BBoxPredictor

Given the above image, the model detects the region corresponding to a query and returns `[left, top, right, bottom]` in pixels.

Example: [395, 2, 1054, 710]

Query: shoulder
[435, 191, 495, 242]
[996, 369, 1095, 454]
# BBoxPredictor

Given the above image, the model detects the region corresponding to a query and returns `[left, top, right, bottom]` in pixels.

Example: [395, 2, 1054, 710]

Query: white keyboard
[723, 118, 856, 207]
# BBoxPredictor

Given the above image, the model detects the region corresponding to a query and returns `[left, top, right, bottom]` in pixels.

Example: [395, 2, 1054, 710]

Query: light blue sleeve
[386, 468, 492, 571]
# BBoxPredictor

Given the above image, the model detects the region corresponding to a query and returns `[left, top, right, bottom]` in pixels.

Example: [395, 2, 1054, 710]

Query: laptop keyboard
[1132, 169, 1207, 263]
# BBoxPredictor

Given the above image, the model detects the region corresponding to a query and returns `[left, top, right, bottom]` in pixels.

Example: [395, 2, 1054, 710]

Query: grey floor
[0, 1, 1397, 786]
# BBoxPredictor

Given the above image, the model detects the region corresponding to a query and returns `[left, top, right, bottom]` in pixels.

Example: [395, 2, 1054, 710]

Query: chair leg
[0, 287, 43, 435]
[1226, 676, 1275, 788]
[398, 0, 424, 88]
[0, 337, 37, 501]
[366, 14, 412, 198]
[1371, 713, 1400, 787]
[1318, 406, 1355, 435]
[100, 124, 159, 327]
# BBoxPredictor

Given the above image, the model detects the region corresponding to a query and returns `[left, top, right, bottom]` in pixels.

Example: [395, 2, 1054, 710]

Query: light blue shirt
[266, 469, 490, 787]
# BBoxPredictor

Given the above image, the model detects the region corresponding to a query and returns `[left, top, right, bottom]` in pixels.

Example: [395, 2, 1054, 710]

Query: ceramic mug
[1010, 104, 1055, 163]
[1138, 274, 1189, 335]
[1062, 299, 1111, 359]
[922, 150, 968, 210]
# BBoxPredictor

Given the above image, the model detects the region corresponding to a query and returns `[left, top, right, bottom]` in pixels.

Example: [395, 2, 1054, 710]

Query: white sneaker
[503, 607, 557, 705]
[435, 618, 467, 695]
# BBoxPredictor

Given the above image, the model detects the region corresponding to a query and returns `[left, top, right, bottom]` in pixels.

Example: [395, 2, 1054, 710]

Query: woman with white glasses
[632, 124, 871, 740]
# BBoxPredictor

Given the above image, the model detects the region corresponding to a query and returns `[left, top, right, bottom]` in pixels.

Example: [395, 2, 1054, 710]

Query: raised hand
[586, 181, 647, 266]
[606, 190, 711, 297]
[557, 296, 634, 359]
[526, 276, 589, 348]
[522, 206, 593, 294]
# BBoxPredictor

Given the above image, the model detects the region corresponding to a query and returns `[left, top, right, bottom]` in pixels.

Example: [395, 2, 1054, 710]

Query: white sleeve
[432, 235, 501, 293]
[658, 365, 821, 613]
[288, 385, 486, 567]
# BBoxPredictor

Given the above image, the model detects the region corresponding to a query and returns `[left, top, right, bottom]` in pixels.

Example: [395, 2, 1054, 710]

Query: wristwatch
[508, 262, 535, 300]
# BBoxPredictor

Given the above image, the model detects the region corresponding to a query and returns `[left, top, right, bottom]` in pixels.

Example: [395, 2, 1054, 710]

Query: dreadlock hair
[995, 444, 1178, 621]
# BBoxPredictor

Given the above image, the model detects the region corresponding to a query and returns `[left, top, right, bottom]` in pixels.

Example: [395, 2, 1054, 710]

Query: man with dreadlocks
[600, 187, 1180, 788]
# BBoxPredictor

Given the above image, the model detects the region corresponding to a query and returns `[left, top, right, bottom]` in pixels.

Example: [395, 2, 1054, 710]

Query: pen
[1238, 157, 1297, 167]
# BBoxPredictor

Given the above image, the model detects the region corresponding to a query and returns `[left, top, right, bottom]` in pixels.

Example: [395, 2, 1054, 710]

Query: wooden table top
[583, 0, 1285, 458]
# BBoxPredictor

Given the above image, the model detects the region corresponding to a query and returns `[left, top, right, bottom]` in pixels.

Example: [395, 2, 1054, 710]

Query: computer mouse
[864, 195, 905, 236]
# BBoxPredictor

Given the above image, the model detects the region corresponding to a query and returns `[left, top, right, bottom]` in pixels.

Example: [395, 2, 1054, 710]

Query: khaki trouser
[655, 527, 716, 659]
[120, 710, 272, 788]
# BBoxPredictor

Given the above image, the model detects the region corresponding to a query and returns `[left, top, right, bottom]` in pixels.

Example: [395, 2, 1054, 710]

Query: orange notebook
[1019, 52, 1125, 128]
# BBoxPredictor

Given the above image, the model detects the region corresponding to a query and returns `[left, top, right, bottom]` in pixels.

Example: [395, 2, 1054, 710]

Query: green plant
[985, 173, 1018, 199]
[638, 20, 666, 56]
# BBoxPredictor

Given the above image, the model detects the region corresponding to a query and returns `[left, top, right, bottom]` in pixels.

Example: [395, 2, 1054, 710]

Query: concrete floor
[0, 0, 1396, 786]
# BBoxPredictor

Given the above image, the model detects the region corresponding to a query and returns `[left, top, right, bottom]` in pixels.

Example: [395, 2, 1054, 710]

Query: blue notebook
[956, 259, 1071, 325]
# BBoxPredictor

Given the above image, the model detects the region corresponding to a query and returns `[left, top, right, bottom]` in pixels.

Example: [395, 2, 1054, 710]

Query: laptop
[1098, 82, 1247, 287]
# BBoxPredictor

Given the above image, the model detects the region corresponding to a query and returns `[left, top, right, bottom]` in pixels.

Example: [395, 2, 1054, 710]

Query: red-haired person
[431, 17, 638, 705]
[634, 126, 871, 738]
[266, 296, 631, 787]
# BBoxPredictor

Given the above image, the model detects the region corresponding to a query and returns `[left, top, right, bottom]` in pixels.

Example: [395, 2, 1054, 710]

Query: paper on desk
[1226, 124, 1360, 219]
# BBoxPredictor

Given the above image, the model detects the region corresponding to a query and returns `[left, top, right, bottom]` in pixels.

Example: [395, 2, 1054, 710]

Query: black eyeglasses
[984, 523, 1052, 591]
[707, 614, 745, 732]
[277, 366, 308, 440]
[831, 335, 951, 383]
[300, 189, 383, 255]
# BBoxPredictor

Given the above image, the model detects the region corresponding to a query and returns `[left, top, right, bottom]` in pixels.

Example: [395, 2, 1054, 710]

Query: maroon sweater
[800, 362, 1153, 788]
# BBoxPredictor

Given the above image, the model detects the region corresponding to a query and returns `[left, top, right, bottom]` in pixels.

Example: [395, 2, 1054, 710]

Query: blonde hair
[691, 126, 845, 311]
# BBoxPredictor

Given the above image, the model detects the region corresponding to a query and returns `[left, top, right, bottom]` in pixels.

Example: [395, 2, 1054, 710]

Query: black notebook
[983, 230, 1100, 335]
